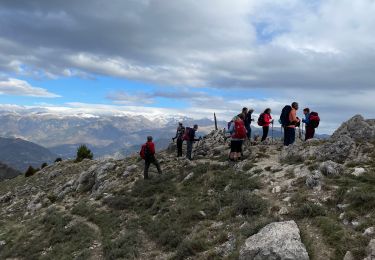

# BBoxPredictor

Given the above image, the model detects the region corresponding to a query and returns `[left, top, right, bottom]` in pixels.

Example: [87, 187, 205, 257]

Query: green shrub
[75, 145, 93, 162]
[232, 191, 267, 216]
[41, 162, 48, 169]
[293, 202, 326, 218]
[54, 157, 62, 163]
[25, 166, 37, 177]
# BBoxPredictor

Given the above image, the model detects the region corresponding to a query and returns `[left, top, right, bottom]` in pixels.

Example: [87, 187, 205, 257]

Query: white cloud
[0, 78, 60, 98]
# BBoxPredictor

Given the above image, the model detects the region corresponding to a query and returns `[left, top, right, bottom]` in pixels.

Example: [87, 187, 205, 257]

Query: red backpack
[139, 143, 150, 160]
[183, 127, 191, 141]
[232, 119, 247, 139]
[257, 113, 265, 126]
[309, 112, 320, 128]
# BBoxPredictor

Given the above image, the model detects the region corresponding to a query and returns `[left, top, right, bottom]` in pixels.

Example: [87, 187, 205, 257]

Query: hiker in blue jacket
[186, 124, 200, 160]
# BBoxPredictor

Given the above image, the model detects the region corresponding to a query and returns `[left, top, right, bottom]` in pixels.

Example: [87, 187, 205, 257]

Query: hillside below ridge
[0, 114, 375, 259]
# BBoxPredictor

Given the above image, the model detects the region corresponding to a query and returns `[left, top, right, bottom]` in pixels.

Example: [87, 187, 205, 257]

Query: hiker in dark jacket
[302, 108, 315, 140]
[173, 122, 185, 157]
[141, 136, 162, 179]
[186, 124, 200, 160]
[261, 108, 273, 142]
[244, 108, 254, 140]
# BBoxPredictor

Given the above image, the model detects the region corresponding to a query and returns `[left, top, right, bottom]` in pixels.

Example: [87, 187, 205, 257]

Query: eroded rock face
[239, 221, 309, 260]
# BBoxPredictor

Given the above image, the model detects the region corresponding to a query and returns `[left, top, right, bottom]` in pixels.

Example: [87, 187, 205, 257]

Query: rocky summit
[0, 115, 375, 260]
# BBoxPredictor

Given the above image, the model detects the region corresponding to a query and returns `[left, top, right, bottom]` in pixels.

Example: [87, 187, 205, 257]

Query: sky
[0, 0, 375, 134]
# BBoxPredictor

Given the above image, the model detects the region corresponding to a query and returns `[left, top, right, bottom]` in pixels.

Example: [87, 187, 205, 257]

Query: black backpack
[280, 105, 292, 127]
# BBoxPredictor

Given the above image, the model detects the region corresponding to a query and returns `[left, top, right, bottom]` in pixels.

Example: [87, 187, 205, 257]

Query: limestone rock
[352, 167, 366, 177]
[364, 227, 375, 236]
[343, 251, 354, 260]
[316, 135, 355, 163]
[319, 161, 344, 176]
[239, 221, 309, 260]
[306, 170, 322, 189]
[364, 239, 375, 260]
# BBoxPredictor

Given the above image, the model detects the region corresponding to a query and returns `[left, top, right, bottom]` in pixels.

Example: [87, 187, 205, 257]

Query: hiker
[244, 108, 254, 140]
[302, 108, 320, 140]
[173, 122, 185, 157]
[140, 136, 162, 179]
[184, 124, 200, 160]
[280, 102, 300, 146]
[227, 114, 247, 161]
[258, 108, 273, 142]
[238, 107, 248, 121]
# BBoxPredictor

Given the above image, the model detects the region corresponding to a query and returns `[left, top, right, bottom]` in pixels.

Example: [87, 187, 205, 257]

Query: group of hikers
[140, 101, 320, 178]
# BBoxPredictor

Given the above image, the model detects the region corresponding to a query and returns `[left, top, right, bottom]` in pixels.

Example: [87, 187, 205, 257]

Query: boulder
[316, 135, 355, 163]
[351, 167, 366, 177]
[319, 161, 344, 176]
[239, 221, 309, 260]
[364, 227, 375, 236]
[343, 251, 354, 260]
[306, 170, 322, 189]
[0, 192, 13, 203]
[364, 239, 375, 260]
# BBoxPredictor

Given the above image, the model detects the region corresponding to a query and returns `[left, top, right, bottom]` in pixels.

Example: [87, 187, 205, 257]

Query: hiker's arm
[226, 122, 234, 134]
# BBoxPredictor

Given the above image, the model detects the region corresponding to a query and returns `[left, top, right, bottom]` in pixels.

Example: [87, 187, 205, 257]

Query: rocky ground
[0, 115, 375, 260]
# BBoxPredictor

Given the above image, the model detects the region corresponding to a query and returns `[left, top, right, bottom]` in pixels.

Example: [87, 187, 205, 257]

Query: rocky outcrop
[239, 221, 309, 260]
[364, 239, 375, 260]
[332, 115, 375, 142]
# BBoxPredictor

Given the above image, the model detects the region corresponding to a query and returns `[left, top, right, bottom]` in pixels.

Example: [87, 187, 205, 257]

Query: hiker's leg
[144, 160, 150, 179]
[284, 127, 291, 146]
[186, 141, 193, 160]
[284, 127, 293, 146]
[311, 128, 315, 139]
[177, 139, 183, 157]
[152, 158, 162, 174]
[230, 140, 235, 160]
[238, 140, 244, 159]
[246, 126, 251, 140]
[290, 128, 296, 145]
[261, 126, 269, 142]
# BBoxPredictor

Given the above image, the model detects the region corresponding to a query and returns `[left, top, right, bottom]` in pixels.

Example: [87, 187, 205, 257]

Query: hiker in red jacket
[259, 108, 273, 142]
[140, 136, 162, 179]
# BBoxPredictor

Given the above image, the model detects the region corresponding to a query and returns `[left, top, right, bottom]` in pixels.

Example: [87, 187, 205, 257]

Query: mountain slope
[0, 137, 57, 172]
[0, 115, 374, 259]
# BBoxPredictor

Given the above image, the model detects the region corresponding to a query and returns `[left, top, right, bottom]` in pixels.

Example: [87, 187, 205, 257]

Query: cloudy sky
[1, 0, 374, 133]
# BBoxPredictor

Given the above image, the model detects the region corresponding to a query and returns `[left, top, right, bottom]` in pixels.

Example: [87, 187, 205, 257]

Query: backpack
[309, 112, 320, 128]
[280, 105, 292, 127]
[140, 143, 151, 160]
[227, 121, 232, 130]
[183, 127, 192, 141]
[257, 113, 265, 126]
[177, 126, 185, 140]
[232, 120, 247, 139]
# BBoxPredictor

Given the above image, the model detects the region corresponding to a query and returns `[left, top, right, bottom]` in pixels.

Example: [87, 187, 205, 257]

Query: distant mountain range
[0, 137, 57, 172]
[0, 110, 224, 159]
[0, 162, 21, 181]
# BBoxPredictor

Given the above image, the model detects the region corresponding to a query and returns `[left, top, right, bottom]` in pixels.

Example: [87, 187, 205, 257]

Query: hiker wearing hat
[173, 122, 185, 157]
